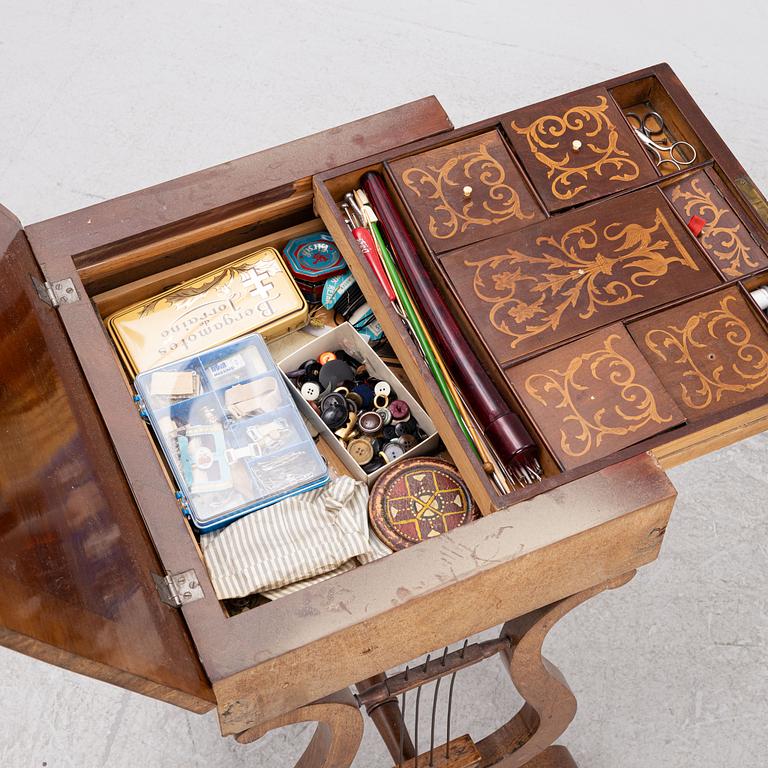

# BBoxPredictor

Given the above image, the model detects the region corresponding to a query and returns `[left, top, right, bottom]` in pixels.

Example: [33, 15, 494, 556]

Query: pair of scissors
[627, 110, 697, 172]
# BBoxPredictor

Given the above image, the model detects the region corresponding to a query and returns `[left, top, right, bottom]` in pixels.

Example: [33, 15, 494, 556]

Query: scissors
[627, 110, 697, 172]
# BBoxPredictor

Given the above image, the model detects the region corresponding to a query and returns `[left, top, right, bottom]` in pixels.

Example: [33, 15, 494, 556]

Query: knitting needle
[354, 189, 512, 492]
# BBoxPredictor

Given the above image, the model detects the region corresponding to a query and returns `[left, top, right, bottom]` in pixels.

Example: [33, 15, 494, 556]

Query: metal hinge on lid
[33, 276, 80, 307]
[153, 570, 205, 607]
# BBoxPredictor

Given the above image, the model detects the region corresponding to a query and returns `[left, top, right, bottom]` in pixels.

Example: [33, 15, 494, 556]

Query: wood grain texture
[507, 325, 685, 470]
[214, 453, 675, 735]
[26, 96, 452, 289]
[517, 746, 578, 768]
[0, 204, 214, 712]
[395, 734, 481, 768]
[503, 87, 657, 211]
[663, 169, 768, 277]
[234, 689, 363, 768]
[439, 186, 720, 367]
[629, 286, 768, 420]
[476, 572, 634, 767]
[388, 130, 545, 253]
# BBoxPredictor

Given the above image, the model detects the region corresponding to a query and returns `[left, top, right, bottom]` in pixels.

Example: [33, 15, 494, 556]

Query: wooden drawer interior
[313, 67, 768, 516]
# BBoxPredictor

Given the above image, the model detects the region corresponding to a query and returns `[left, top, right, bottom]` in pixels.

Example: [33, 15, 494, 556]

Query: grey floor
[1, 1, 767, 766]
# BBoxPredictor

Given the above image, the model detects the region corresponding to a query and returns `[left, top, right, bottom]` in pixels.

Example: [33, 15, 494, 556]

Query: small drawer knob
[463, 185, 473, 199]
[571, 139, 583, 152]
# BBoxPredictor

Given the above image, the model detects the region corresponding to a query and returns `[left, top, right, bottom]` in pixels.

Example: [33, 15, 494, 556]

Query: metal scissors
[627, 110, 697, 172]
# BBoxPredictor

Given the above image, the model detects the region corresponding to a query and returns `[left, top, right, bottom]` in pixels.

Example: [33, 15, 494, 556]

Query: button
[374, 381, 391, 398]
[322, 404, 348, 430]
[301, 382, 321, 401]
[376, 406, 392, 425]
[358, 410, 384, 435]
[318, 351, 337, 364]
[389, 400, 410, 421]
[300, 360, 322, 380]
[352, 384, 375, 409]
[382, 424, 397, 441]
[395, 418, 417, 437]
[382, 441, 405, 462]
[319, 359, 355, 389]
[335, 412, 358, 441]
[320, 392, 347, 411]
[348, 437, 374, 465]
[373, 393, 389, 409]
[397, 433, 418, 451]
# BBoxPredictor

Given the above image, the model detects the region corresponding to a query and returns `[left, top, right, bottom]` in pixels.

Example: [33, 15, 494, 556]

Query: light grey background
[1, 1, 766, 766]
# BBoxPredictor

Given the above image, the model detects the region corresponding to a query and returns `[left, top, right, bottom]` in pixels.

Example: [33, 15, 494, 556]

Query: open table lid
[0, 205, 214, 711]
[0, 97, 454, 704]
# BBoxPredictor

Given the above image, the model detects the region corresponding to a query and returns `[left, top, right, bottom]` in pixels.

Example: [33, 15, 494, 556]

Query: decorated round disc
[369, 458, 476, 550]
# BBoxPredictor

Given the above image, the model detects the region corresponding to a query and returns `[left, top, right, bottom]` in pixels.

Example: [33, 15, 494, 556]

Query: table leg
[475, 571, 636, 767]
[234, 688, 363, 768]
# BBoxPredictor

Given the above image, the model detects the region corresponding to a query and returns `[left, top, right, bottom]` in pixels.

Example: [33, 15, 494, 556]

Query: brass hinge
[153, 570, 205, 607]
[33, 276, 80, 307]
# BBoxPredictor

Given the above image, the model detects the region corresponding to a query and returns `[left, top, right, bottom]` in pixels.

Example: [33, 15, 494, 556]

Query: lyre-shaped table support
[233, 570, 636, 767]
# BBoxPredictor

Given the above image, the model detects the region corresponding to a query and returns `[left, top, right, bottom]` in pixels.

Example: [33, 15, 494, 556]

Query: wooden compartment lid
[503, 86, 658, 211]
[387, 129, 545, 253]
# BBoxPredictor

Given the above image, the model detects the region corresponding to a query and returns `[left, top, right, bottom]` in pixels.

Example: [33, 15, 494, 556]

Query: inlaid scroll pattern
[524, 334, 677, 458]
[643, 294, 768, 410]
[510, 96, 641, 201]
[400, 143, 536, 240]
[670, 177, 759, 277]
[466, 207, 700, 351]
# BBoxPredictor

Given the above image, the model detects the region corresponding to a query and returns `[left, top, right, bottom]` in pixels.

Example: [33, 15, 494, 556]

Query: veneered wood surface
[439, 186, 720, 366]
[234, 689, 363, 768]
[477, 572, 633, 767]
[629, 286, 768, 420]
[503, 87, 657, 211]
[0, 205, 214, 712]
[26, 96, 452, 292]
[388, 130, 545, 253]
[507, 325, 685, 470]
[214, 452, 675, 734]
[663, 169, 768, 278]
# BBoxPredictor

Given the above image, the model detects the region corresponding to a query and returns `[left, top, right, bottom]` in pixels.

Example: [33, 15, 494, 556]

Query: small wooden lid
[369, 457, 476, 550]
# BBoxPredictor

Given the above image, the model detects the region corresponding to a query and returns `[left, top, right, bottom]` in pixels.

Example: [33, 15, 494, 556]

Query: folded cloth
[201, 475, 381, 599]
[261, 560, 357, 601]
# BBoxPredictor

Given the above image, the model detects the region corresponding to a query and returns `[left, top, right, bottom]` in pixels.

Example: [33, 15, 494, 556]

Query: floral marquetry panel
[439, 186, 721, 366]
[506, 325, 685, 470]
[503, 88, 657, 211]
[663, 170, 768, 278]
[628, 287, 768, 419]
[387, 130, 545, 253]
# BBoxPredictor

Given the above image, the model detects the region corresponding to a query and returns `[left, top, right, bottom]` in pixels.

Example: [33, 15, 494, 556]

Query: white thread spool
[751, 287, 768, 311]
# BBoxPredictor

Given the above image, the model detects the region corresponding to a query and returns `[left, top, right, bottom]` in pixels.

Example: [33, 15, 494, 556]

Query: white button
[374, 381, 391, 398]
[301, 382, 321, 401]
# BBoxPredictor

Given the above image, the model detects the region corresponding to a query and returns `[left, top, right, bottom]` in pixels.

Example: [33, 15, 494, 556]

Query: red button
[688, 215, 706, 237]
[389, 399, 410, 421]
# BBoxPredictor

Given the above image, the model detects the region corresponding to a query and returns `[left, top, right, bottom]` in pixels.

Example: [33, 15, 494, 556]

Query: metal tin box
[107, 246, 308, 374]
[282, 231, 346, 303]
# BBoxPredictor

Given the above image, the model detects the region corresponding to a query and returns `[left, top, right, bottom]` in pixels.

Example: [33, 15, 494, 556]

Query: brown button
[358, 410, 383, 435]
[348, 437, 374, 465]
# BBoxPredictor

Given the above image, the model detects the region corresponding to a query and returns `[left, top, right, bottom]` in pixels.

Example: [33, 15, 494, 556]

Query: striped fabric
[261, 561, 357, 601]
[200, 476, 391, 600]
